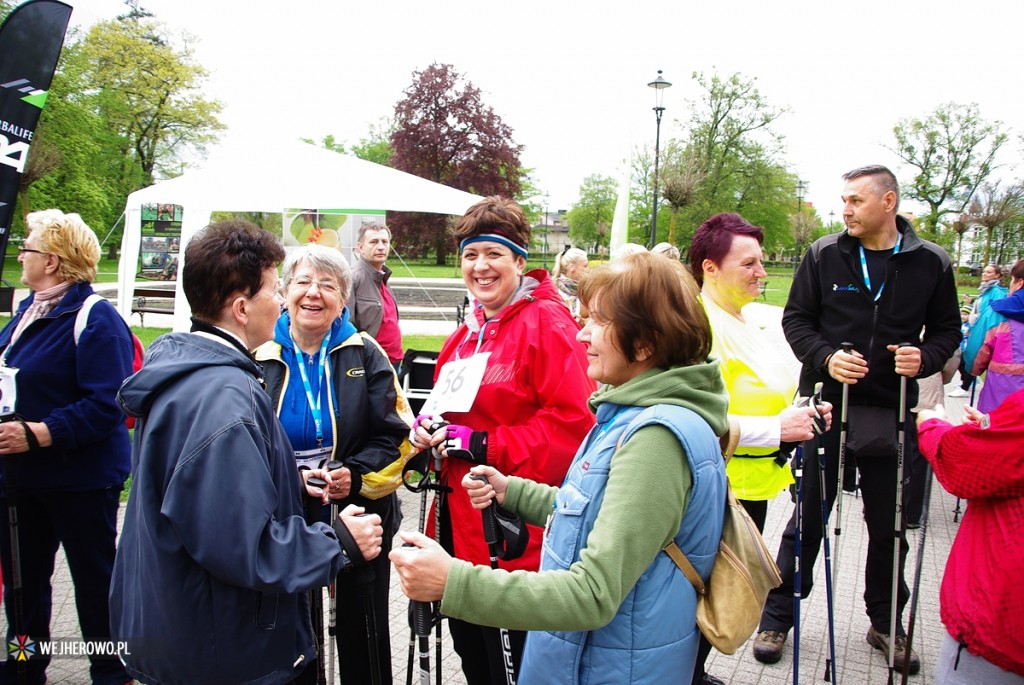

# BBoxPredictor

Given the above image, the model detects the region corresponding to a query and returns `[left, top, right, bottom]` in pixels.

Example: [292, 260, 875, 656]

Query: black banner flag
[0, 0, 72, 277]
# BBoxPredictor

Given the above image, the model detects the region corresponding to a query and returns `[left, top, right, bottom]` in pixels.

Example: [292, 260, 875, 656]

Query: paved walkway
[7, 391, 971, 684]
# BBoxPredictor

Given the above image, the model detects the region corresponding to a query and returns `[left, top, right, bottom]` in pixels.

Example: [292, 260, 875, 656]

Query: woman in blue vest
[391, 252, 728, 684]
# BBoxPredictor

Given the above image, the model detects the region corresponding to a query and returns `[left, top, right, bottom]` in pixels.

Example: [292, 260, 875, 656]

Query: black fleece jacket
[783, 216, 961, 409]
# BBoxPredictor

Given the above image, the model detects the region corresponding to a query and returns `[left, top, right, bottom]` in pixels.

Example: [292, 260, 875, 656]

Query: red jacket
[918, 390, 1024, 676]
[431, 269, 596, 570]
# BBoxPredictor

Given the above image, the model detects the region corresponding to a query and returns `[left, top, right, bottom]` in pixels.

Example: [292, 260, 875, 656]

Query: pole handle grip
[471, 474, 500, 546]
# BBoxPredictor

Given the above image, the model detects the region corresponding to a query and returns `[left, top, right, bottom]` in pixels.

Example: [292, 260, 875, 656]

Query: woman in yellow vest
[686, 212, 833, 685]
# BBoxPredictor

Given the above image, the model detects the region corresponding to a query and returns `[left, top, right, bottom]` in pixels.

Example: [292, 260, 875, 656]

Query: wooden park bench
[131, 286, 175, 326]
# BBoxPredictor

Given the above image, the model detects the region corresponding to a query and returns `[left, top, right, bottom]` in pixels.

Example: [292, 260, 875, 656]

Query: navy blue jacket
[0, 281, 132, 491]
[112, 331, 348, 684]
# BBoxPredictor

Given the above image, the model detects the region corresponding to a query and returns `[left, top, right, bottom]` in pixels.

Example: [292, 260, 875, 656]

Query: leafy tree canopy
[892, 102, 1007, 238]
[566, 174, 617, 253]
[389, 63, 524, 264]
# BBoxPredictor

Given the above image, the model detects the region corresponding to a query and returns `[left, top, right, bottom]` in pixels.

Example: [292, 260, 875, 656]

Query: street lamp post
[542, 192, 550, 272]
[794, 180, 806, 272]
[829, 210, 835, 232]
[648, 70, 671, 248]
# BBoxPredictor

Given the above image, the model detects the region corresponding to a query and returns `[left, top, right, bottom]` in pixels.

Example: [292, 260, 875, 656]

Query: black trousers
[0, 485, 130, 685]
[448, 617, 526, 685]
[334, 529, 394, 684]
[758, 419, 914, 636]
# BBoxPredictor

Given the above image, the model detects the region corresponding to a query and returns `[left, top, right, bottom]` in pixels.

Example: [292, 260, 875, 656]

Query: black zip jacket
[783, 216, 961, 409]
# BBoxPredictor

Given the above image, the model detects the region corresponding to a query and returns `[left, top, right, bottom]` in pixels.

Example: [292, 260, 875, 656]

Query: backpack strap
[74, 293, 105, 345]
[664, 539, 706, 596]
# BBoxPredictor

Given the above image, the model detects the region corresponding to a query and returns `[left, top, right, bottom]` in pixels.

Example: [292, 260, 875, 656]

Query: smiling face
[285, 260, 345, 340]
[702, 234, 766, 311]
[461, 240, 526, 318]
[575, 294, 651, 386]
[982, 264, 1001, 283]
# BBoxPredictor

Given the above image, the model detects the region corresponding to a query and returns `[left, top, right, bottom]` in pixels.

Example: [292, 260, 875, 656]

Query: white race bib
[0, 366, 18, 417]
[421, 353, 490, 416]
[294, 445, 334, 472]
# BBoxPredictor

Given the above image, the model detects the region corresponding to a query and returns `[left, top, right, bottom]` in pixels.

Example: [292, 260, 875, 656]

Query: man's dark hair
[182, 220, 285, 320]
[842, 164, 900, 211]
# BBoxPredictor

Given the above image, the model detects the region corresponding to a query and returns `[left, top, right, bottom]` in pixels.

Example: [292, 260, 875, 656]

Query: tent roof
[125, 137, 482, 215]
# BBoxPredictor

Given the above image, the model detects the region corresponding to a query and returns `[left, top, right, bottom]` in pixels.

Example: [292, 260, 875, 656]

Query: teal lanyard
[859, 232, 902, 302]
[289, 332, 331, 447]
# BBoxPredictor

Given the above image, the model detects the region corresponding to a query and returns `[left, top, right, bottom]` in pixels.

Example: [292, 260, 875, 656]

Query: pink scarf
[10, 281, 73, 346]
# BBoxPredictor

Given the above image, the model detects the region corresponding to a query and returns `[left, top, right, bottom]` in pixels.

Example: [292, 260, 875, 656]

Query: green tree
[22, 6, 223, 254]
[648, 72, 795, 254]
[566, 174, 617, 253]
[891, 102, 1008, 238]
[21, 39, 118, 239]
[967, 181, 1024, 265]
[658, 141, 704, 248]
[390, 63, 524, 264]
[80, 15, 224, 186]
[308, 118, 395, 167]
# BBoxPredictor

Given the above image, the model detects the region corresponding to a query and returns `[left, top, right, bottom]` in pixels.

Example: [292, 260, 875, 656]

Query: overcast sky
[72, 0, 1024, 225]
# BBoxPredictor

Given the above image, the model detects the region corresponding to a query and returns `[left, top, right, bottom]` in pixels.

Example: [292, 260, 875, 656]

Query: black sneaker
[693, 674, 726, 685]
[752, 629, 787, 664]
[866, 626, 921, 675]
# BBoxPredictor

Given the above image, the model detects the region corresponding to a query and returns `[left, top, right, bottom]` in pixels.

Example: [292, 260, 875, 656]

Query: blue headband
[459, 233, 529, 259]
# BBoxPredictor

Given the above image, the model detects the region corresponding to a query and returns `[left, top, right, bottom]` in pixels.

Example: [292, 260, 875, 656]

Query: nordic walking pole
[811, 383, 838, 684]
[303, 470, 329, 685]
[472, 474, 517, 685]
[901, 469, 933, 685]
[3, 455, 27, 685]
[833, 342, 853, 585]
[431, 437, 448, 685]
[323, 459, 382, 685]
[792, 443, 804, 685]
[952, 379, 977, 523]
[400, 421, 448, 685]
[887, 343, 911, 685]
[322, 460, 344, 685]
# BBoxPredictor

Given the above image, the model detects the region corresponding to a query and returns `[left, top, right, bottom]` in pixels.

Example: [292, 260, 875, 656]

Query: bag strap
[616, 409, 728, 598]
[74, 293, 105, 345]
[662, 417, 739, 597]
[664, 539, 707, 596]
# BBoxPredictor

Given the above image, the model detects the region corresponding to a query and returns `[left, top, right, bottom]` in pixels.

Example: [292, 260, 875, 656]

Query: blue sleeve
[44, 301, 133, 448]
[162, 420, 346, 594]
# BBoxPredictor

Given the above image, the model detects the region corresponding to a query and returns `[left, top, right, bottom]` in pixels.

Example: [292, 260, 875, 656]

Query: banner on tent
[283, 208, 386, 262]
[0, 0, 73, 273]
[138, 203, 182, 280]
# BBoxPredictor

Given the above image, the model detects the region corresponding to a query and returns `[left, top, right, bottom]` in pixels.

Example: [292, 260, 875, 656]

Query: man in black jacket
[751, 165, 961, 675]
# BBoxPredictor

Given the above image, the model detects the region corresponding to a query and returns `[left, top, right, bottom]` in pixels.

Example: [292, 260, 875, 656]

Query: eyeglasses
[289, 276, 341, 294]
[17, 247, 45, 256]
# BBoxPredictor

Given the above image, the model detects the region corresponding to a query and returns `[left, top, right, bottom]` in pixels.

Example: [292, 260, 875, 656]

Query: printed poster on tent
[138, 203, 183, 280]
[282, 209, 386, 263]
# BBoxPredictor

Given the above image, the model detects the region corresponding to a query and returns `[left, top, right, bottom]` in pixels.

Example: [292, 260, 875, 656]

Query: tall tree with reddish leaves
[390, 63, 524, 264]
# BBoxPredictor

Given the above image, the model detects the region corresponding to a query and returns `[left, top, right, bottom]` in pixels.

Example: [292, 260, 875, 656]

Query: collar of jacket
[356, 256, 392, 285]
[836, 214, 921, 255]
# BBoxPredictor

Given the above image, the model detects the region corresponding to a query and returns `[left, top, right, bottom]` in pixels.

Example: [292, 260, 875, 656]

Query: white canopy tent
[117, 138, 482, 330]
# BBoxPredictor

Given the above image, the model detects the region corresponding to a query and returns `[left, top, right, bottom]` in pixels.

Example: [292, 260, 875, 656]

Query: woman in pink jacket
[917, 391, 1024, 684]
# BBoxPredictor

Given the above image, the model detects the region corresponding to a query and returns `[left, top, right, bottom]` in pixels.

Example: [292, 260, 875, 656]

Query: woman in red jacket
[917, 392, 1024, 684]
[411, 196, 595, 685]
